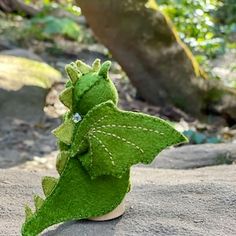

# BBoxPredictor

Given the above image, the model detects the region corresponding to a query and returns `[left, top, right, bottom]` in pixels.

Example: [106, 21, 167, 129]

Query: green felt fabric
[74, 76, 118, 116]
[21, 157, 129, 236]
[42, 176, 58, 197]
[65, 63, 81, 84]
[52, 118, 75, 145]
[92, 58, 101, 71]
[56, 151, 70, 175]
[24, 205, 33, 222]
[72, 100, 187, 178]
[34, 195, 44, 211]
[76, 60, 92, 74]
[21, 59, 187, 236]
[63, 60, 118, 116]
[59, 87, 73, 110]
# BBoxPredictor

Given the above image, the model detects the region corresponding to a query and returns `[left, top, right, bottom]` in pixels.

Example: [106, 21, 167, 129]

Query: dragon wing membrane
[74, 101, 187, 179]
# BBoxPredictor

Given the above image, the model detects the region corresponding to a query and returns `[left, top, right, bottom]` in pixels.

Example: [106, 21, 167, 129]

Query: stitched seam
[71, 101, 113, 152]
[91, 130, 144, 154]
[76, 78, 100, 104]
[89, 133, 115, 165]
[91, 115, 108, 128]
[93, 124, 164, 135]
[77, 139, 85, 152]
[88, 136, 93, 167]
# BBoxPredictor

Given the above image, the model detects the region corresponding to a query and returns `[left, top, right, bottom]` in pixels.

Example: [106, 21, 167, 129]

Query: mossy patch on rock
[0, 55, 61, 122]
[0, 55, 61, 91]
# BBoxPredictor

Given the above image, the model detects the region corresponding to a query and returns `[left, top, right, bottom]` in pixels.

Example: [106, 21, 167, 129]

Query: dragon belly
[21, 157, 130, 236]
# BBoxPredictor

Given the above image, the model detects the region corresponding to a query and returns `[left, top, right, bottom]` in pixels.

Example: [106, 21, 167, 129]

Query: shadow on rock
[43, 219, 121, 236]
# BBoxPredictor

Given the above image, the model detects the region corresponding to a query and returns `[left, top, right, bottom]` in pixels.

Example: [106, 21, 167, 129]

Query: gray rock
[0, 55, 61, 123]
[212, 51, 236, 89]
[0, 165, 236, 235]
[0, 48, 43, 61]
[0, 39, 14, 51]
[0, 85, 48, 124]
[152, 143, 236, 169]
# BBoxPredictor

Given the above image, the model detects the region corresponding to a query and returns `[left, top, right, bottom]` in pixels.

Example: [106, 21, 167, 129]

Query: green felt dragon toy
[21, 59, 187, 235]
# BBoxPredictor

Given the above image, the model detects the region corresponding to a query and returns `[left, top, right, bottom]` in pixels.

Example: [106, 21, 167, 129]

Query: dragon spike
[42, 176, 58, 197]
[65, 79, 72, 88]
[65, 63, 82, 84]
[52, 118, 75, 145]
[59, 87, 73, 110]
[92, 59, 101, 72]
[98, 61, 111, 79]
[24, 204, 33, 222]
[34, 195, 44, 211]
[56, 151, 69, 175]
[75, 60, 92, 74]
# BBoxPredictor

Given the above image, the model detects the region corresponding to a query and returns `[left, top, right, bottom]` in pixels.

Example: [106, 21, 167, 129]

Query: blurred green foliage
[22, 0, 82, 40]
[3, 0, 235, 89]
[24, 0, 81, 15]
[214, 0, 236, 24]
[25, 16, 81, 40]
[156, 0, 236, 60]
[19, 1, 97, 45]
[183, 130, 222, 144]
[22, 0, 236, 62]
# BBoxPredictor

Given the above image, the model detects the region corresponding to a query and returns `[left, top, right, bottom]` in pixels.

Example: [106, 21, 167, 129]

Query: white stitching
[91, 115, 108, 128]
[87, 136, 93, 167]
[92, 124, 164, 135]
[91, 130, 144, 154]
[89, 133, 115, 165]
[77, 139, 85, 152]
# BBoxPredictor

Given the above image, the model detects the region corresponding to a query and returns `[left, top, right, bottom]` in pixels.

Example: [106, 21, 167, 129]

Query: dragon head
[60, 59, 118, 116]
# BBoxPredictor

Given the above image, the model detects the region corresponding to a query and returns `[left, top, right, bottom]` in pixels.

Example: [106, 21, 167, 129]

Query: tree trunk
[0, 0, 39, 17]
[77, 0, 236, 120]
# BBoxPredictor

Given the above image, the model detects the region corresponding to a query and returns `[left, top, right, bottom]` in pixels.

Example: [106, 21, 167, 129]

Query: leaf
[72, 101, 187, 178]
[36, 16, 81, 40]
[61, 18, 81, 39]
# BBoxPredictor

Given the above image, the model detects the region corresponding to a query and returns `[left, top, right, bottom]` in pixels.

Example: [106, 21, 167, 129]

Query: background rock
[212, 51, 236, 89]
[0, 55, 61, 123]
[0, 165, 235, 235]
[0, 48, 43, 61]
[0, 38, 14, 50]
[151, 143, 236, 169]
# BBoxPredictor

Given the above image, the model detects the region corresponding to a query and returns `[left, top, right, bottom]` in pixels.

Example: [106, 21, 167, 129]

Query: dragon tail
[21, 156, 129, 236]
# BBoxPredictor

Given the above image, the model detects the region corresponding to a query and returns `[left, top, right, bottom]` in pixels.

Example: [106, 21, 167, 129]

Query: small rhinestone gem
[72, 113, 82, 123]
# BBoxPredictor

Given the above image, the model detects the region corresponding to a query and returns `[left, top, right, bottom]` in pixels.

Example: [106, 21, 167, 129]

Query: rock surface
[0, 48, 43, 61]
[212, 51, 236, 89]
[152, 143, 236, 169]
[0, 165, 236, 236]
[0, 55, 61, 123]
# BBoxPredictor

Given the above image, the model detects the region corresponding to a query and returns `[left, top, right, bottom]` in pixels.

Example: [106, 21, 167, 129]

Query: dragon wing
[71, 100, 187, 179]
